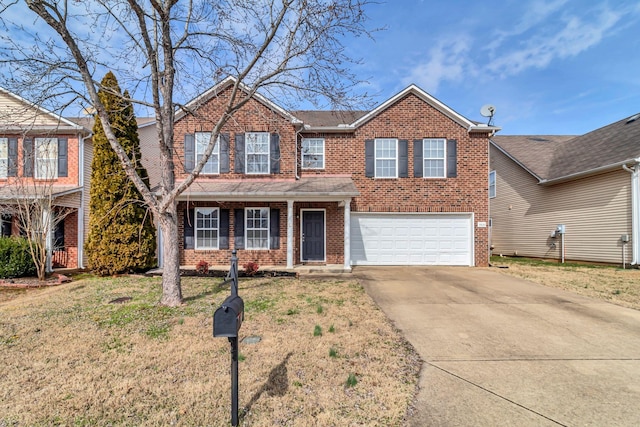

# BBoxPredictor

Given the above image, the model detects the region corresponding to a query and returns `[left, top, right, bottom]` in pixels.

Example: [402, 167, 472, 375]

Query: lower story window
[196, 207, 219, 249]
[246, 208, 269, 250]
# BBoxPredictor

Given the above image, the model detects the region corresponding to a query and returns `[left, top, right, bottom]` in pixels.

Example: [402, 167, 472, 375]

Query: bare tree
[0, 134, 75, 280]
[0, 0, 375, 306]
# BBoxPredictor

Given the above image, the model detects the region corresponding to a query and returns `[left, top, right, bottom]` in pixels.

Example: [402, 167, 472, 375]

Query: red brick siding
[173, 89, 490, 267]
[0, 134, 80, 185]
[173, 89, 297, 180]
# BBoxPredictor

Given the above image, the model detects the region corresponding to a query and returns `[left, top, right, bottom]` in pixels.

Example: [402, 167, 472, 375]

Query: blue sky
[348, 0, 640, 135]
[2, 0, 639, 136]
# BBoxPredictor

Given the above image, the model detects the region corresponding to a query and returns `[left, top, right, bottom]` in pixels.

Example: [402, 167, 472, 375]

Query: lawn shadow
[242, 351, 293, 416]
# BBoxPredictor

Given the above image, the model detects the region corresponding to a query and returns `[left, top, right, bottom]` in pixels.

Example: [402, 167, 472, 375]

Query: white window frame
[195, 207, 219, 250]
[195, 132, 220, 175]
[245, 207, 270, 250]
[301, 138, 325, 169]
[0, 137, 8, 179]
[489, 170, 496, 198]
[423, 138, 446, 178]
[245, 132, 270, 175]
[35, 137, 58, 179]
[375, 138, 398, 178]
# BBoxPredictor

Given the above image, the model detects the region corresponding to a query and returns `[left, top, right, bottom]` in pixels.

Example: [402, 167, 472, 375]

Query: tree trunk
[158, 204, 182, 307]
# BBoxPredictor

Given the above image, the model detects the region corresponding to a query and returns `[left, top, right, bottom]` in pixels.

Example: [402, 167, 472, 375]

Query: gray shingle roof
[492, 113, 640, 182]
[177, 176, 359, 201]
[491, 135, 576, 180]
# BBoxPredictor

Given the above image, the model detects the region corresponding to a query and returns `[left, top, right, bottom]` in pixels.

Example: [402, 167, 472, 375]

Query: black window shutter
[219, 209, 230, 249]
[53, 218, 65, 250]
[365, 139, 374, 177]
[447, 139, 457, 178]
[270, 208, 280, 249]
[270, 133, 280, 174]
[184, 208, 195, 249]
[234, 209, 245, 249]
[57, 138, 68, 177]
[399, 139, 408, 178]
[23, 137, 33, 177]
[234, 134, 245, 173]
[1, 214, 12, 237]
[220, 133, 230, 173]
[413, 139, 423, 178]
[184, 134, 195, 172]
[7, 137, 17, 177]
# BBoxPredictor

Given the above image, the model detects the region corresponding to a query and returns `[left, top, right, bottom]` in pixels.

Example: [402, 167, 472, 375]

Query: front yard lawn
[0, 275, 419, 426]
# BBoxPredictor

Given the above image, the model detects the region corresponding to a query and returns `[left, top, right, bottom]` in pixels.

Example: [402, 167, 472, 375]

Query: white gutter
[541, 158, 640, 186]
[623, 159, 640, 265]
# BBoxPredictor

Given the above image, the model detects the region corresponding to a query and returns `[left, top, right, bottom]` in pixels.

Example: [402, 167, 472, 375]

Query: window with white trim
[0, 138, 7, 179]
[195, 132, 220, 174]
[302, 138, 325, 169]
[35, 137, 58, 179]
[246, 208, 269, 249]
[375, 138, 397, 178]
[195, 207, 219, 250]
[423, 138, 446, 178]
[489, 170, 496, 198]
[245, 132, 269, 174]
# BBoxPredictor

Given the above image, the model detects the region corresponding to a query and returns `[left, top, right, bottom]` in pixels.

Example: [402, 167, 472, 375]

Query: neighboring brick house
[490, 113, 640, 266]
[140, 78, 498, 270]
[0, 87, 92, 269]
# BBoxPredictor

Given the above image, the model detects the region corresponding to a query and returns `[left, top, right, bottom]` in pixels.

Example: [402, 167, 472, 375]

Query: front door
[302, 210, 325, 262]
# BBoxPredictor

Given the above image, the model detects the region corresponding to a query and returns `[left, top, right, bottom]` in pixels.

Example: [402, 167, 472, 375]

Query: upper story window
[246, 207, 269, 249]
[195, 207, 219, 250]
[35, 137, 58, 179]
[245, 132, 270, 174]
[423, 138, 446, 178]
[489, 170, 496, 198]
[0, 138, 7, 179]
[302, 138, 325, 169]
[195, 132, 219, 174]
[375, 138, 398, 178]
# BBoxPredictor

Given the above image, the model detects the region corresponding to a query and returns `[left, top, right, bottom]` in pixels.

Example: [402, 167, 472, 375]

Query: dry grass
[0, 275, 420, 426]
[492, 256, 640, 310]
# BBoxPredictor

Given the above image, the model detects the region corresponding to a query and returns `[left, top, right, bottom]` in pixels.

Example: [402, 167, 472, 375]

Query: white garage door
[350, 213, 473, 266]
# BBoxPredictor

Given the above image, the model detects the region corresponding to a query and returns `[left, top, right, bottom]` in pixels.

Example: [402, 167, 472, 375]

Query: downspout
[623, 160, 640, 265]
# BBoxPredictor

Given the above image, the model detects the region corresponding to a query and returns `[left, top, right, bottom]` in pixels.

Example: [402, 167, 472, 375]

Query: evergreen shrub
[0, 237, 37, 279]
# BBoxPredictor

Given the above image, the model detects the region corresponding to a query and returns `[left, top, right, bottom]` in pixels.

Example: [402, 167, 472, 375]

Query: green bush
[0, 237, 36, 279]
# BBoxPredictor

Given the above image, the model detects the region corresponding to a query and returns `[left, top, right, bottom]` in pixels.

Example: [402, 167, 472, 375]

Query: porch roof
[0, 185, 81, 200]
[175, 176, 359, 202]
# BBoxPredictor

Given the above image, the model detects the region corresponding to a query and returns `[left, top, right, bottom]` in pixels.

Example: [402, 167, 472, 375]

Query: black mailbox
[213, 295, 244, 337]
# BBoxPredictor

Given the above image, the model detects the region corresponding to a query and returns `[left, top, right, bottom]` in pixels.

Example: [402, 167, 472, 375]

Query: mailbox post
[213, 250, 243, 426]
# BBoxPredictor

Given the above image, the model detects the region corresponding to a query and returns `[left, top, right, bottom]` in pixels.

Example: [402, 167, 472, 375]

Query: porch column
[343, 198, 351, 271]
[287, 200, 294, 269]
[43, 208, 52, 273]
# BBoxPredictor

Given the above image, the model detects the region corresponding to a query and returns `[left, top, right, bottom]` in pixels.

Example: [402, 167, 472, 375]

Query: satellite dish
[480, 104, 495, 117]
[480, 104, 496, 126]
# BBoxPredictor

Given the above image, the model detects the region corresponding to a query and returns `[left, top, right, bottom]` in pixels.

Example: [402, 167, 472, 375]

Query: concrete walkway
[355, 266, 640, 427]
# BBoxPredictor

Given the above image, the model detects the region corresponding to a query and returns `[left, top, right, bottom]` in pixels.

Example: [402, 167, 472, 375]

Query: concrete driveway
[355, 266, 640, 427]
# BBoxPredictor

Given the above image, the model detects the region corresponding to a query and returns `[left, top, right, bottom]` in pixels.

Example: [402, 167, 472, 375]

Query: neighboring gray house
[490, 113, 640, 266]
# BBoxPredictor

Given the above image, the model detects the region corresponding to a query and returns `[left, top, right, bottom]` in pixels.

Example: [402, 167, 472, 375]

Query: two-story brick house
[0, 87, 92, 270]
[141, 78, 498, 270]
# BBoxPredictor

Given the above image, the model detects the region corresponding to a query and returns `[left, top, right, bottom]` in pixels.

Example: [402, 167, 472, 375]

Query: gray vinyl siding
[81, 140, 93, 268]
[0, 92, 65, 126]
[137, 124, 162, 189]
[490, 146, 632, 265]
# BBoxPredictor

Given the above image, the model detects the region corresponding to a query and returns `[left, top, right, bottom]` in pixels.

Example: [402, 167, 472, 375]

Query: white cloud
[487, 0, 569, 52]
[487, 4, 626, 77]
[401, 37, 470, 94]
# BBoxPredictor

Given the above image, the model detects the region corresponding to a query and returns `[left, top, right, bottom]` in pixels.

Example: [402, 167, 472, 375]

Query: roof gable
[0, 87, 84, 131]
[176, 77, 300, 125]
